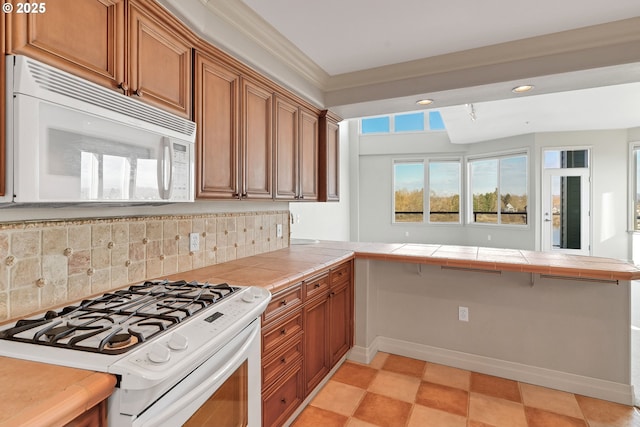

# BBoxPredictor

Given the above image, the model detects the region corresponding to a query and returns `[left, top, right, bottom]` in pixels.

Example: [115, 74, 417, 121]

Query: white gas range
[0, 280, 271, 426]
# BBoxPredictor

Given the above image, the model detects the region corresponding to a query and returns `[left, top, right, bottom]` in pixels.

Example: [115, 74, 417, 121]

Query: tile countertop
[2, 241, 639, 426]
[0, 358, 116, 427]
[164, 241, 640, 288]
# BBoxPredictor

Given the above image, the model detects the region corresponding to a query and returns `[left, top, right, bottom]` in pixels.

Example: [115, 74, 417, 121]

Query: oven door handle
[135, 324, 259, 427]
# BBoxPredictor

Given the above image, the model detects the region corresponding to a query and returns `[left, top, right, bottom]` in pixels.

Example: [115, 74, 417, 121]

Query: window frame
[466, 150, 529, 227]
[360, 111, 447, 135]
[392, 156, 463, 225]
[392, 159, 426, 224]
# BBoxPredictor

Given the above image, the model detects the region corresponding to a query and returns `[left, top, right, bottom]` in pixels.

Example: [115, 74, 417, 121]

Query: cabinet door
[128, 0, 192, 118]
[303, 293, 330, 394]
[194, 52, 240, 199]
[329, 280, 352, 366]
[319, 112, 340, 201]
[262, 362, 304, 427]
[241, 78, 273, 199]
[299, 108, 319, 201]
[1, 12, 5, 197]
[274, 96, 299, 200]
[7, 0, 125, 91]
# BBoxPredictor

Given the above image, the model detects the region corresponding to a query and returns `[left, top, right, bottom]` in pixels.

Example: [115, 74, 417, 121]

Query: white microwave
[2, 55, 196, 205]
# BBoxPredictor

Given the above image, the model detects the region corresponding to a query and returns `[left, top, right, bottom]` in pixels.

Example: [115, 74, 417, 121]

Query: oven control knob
[147, 343, 171, 364]
[168, 333, 188, 351]
[242, 287, 259, 303]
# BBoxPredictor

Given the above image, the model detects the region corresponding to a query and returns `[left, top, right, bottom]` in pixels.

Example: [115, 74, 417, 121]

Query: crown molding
[200, 0, 330, 88]
[326, 17, 640, 92]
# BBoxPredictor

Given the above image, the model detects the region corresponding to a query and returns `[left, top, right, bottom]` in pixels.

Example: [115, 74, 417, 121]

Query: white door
[542, 168, 590, 255]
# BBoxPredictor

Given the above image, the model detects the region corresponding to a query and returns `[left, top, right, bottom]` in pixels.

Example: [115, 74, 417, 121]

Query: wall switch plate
[276, 224, 283, 238]
[459, 306, 469, 322]
[189, 233, 200, 252]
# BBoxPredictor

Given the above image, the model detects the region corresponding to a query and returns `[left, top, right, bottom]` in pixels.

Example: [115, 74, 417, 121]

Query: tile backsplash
[0, 211, 290, 322]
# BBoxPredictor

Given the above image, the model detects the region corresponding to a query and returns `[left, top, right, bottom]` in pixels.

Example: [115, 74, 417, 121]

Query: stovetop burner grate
[0, 280, 240, 355]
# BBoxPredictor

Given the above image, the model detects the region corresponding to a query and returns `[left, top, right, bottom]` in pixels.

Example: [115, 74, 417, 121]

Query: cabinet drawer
[262, 310, 303, 355]
[331, 262, 351, 285]
[262, 361, 304, 427]
[263, 285, 302, 323]
[262, 332, 303, 388]
[303, 273, 329, 301]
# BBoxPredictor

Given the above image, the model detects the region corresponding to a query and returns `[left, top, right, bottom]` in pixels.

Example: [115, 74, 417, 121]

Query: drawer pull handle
[280, 357, 286, 364]
[280, 300, 287, 306]
[280, 328, 286, 335]
[314, 283, 320, 288]
[281, 398, 287, 404]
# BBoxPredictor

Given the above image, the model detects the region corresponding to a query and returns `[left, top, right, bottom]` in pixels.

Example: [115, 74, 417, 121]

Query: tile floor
[291, 352, 640, 427]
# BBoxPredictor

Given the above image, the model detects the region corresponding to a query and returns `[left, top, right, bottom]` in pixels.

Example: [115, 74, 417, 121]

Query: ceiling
[240, 0, 640, 76]
[182, 0, 640, 144]
[237, 0, 640, 144]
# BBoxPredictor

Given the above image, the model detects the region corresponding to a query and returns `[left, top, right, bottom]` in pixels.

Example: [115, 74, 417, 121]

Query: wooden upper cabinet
[299, 108, 319, 200]
[241, 78, 273, 199]
[319, 110, 341, 202]
[1, 11, 5, 197]
[6, 0, 125, 90]
[128, 0, 192, 118]
[194, 51, 240, 199]
[274, 96, 299, 200]
[6, 0, 194, 118]
[274, 96, 319, 201]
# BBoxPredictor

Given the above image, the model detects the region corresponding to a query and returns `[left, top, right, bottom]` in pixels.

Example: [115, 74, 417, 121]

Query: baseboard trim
[350, 337, 633, 405]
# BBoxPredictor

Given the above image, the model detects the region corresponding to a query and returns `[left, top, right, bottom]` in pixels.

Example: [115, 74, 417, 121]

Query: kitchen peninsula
[1, 241, 638, 426]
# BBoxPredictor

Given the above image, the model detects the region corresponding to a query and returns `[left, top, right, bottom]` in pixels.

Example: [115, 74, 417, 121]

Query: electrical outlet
[458, 306, 469, 322]
[189, 233, 200, 252]
[276, 224, 283, 238]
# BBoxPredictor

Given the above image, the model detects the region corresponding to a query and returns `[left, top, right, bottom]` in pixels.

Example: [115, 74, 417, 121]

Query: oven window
[184, 360, 248, 427]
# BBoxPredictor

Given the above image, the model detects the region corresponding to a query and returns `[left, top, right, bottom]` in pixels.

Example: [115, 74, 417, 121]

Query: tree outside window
[469, 155, 527, 225]
[429, 161, 460, 223]
[394, 162, 424, 223]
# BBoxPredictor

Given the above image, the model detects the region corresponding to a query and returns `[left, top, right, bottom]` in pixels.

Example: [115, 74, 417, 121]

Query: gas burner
[105, 334, 138, 350]
[43, 325, 75, 342]
[0, 280, 241, 355]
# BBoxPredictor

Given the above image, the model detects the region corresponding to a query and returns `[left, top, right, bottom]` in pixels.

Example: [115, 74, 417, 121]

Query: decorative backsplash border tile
[0, 211, 290, 322]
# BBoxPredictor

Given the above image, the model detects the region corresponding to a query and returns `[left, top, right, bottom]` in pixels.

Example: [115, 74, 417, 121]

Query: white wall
[289, 122, 351, 241]
[352, 124, 635, 260]
[353, 259, 632, 403]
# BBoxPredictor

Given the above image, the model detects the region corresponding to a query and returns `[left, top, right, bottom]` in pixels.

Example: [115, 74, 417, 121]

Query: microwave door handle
[158, 137, 173, 200]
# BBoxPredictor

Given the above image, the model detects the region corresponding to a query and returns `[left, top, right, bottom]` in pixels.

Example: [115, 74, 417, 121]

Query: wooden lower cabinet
[303, 287, 330, 394]
[261, 260, 353, 427]
[64, 400, 108, 427]
[262, 361, 304, 427]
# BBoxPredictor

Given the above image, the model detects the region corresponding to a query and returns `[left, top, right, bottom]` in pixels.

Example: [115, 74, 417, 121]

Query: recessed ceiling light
[416, 99, 433, 105]
[512, 85, 534, 93]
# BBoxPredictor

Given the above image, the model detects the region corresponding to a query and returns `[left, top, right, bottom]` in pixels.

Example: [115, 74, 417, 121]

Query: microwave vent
[25, 60, 195, 138]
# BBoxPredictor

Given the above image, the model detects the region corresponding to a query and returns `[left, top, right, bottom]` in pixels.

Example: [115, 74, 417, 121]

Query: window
[395, 112, 424, 132]
[428, 161, 460, 223]
[361, 116, 390, 134]
[468, 154, 528, 225]
[428, 111, 445, 130]
[393, 162, 424, 222]
[393, 159, 461, 224]
[361, 111, 446, 134]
